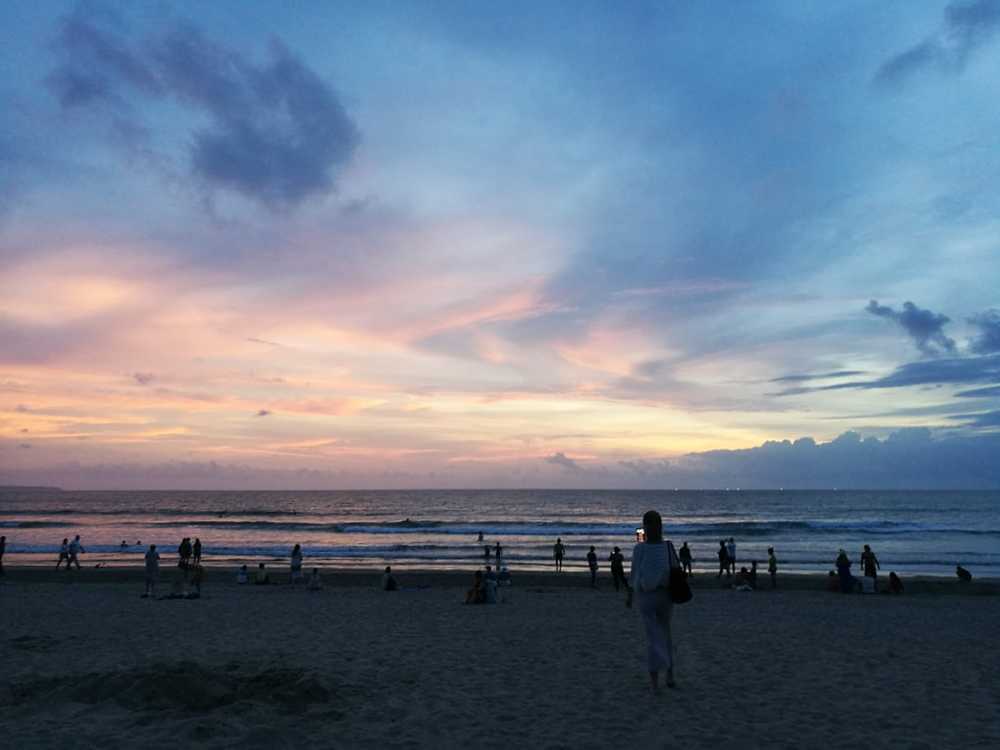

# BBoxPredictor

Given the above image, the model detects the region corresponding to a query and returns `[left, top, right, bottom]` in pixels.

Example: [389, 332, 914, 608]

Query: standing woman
[627, 510, 679, 692]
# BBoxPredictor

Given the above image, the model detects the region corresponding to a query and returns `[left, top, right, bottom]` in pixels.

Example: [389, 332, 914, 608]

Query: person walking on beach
[727, 537, 736, 572]
[717, 540, 728, 578]
[678, 542, 693, 576]
[587, 546, 599, 587]
[484, 545, 491, 565]
[56, 538, 70, 569]
[860, 544, 880, 591]
[290, 544, 304, 584]
[494, 541, 502, 566]
[192, 538, 202, 565]
[553, 538, 565, 572]
[143, 544, 160, 597]
[626, 510, 680, 692]
[767, 547, 778, 588]
[609, 546, 628, 592]
[68, 535, 85, 570]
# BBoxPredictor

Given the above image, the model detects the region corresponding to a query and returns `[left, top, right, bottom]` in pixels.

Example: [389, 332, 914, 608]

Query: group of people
[464, 563, 512, 604]
[55, 535, 86, 570]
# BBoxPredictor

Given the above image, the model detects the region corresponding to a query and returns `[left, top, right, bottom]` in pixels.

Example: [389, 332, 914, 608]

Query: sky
[1, 1, 999, 489]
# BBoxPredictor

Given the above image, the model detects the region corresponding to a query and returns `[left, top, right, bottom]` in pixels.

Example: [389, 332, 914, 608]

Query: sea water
[1, 488, 998, 577]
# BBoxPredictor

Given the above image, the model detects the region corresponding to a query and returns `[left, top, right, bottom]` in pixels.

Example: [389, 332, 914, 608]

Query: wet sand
[2, 566, 998, 748]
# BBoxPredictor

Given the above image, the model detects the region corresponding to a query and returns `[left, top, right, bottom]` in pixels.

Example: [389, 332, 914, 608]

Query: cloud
[132, 372, 154, 385]
[47, 8, 359, 209]
[769, 370, 865, 383]
[544, 452, 582, 471]
[955, 384, 1000, 398]
[777, 353, 1000, 396]
[875, 0, 1000, 87]
[968, 309, 1000, 354]
[866, 300, 956, 356]
[618, 458, 671, 476]
[255, 409, 271, 417]
[950, 409, 1000, 428]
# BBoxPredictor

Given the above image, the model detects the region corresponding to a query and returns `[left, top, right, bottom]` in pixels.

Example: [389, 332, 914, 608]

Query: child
[768, 547, 778, 589]
[255, 562, 270, 585]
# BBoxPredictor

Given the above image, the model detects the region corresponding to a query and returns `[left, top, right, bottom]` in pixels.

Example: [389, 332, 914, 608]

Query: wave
[3, 516, 999, 537]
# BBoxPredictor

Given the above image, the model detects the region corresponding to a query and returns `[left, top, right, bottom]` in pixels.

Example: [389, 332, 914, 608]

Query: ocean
[1, 488, 998, 577]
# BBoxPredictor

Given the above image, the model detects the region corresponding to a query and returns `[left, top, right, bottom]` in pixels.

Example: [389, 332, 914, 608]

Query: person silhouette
[553, 538, 565, 572]
[587, 546, 598, 588]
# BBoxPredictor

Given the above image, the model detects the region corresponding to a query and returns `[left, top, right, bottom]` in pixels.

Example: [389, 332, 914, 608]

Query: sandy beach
[2, 567, 998, 749]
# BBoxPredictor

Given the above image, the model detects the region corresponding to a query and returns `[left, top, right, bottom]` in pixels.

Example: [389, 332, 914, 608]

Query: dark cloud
[48, 8, 359, 210]
[776, 353, 1000, 398]
[968, 309, 1000, 354]
[875, 0, 1000, 87]
[256, 409, 271, 417]
[132, 372, 154, 385]
[545, 452, 582, 471]
[618, 458, 671, 476]
[866, 300, 956, 356]
[674, 429, 1000, 488]
[955, 384, 1000, 398]
[769, 370, 865, 384]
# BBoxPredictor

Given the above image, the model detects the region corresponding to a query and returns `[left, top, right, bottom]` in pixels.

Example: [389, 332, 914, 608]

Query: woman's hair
[642, 510, 664, 543]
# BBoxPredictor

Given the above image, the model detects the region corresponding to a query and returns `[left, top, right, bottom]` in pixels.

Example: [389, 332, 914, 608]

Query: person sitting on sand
[56, 538, 70, 570]
[143, 544, 160, 598]
[553, 538, 565, 572]
[382, 566, 398, 592]
[290, 544, 304, 584]
[956, 564, 972, 582]
[768, 547, 778, 589]
[836, 550, 856, 593]
[237, 564, 249, 585]
[733, 566, 753, 591]
[464, 570, 484, 604]
[678, 542, 693, 576]
[888, 571, 904, 594]
[255, 562, 270, 585]
[307, 568, 323, 591]
[68, 535, 85, 570]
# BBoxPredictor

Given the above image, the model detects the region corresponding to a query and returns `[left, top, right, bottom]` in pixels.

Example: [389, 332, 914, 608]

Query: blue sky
[1, 1, 999, 488]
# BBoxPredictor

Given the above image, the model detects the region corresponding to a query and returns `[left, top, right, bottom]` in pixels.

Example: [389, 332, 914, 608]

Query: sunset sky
[2, 1, 999, 489]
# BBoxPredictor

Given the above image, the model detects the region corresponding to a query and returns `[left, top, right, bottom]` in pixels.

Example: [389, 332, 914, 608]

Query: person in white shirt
[626, 510, 680, 692]
[68, 535, 85, 570]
